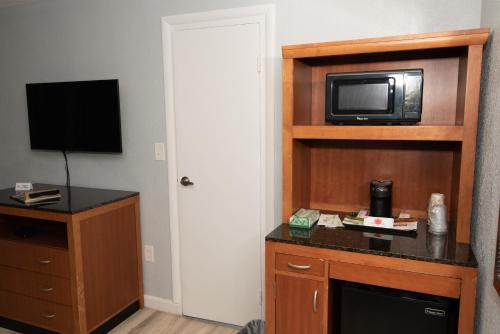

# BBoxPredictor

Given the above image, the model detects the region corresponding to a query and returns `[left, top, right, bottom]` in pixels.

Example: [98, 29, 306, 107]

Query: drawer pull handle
[287, 262, 311, 270]
[313, 289, 318, 313]
[40, 287, 54, 292]
[42, 313, 56, 319]
[38, 259, 52, 265]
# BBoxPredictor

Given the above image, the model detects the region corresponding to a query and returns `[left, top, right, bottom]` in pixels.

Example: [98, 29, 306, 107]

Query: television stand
[0, 184, 143, 333]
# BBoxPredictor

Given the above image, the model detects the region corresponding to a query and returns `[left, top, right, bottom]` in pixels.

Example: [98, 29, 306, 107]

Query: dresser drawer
[0, 266, 71, 305]
[0, 239, 69, 277]
[276, 253, 325, 277]
[0, 290, 73, 333]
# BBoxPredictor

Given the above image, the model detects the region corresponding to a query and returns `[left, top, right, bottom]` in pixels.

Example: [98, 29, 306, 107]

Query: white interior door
[172, 21, 262, 326]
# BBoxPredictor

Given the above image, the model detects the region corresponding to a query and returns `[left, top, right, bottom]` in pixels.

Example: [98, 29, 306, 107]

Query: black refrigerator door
[339, 282, 457, 334]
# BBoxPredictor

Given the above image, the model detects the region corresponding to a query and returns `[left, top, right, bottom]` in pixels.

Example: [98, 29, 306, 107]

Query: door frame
[161, 4, 276, 313]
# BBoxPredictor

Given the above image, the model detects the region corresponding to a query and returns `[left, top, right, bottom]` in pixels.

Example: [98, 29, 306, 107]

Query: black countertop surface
[266, 221, 477, 268]
[0, 184, 138, 214]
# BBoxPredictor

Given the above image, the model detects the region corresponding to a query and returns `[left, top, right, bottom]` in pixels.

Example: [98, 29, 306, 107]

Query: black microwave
[325, 69, 423, 124]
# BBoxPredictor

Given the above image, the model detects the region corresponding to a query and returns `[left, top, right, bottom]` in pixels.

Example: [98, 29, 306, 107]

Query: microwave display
[326, 69, 423, 124]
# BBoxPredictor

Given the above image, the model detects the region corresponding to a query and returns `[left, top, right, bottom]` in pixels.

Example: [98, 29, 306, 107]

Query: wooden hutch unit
[266, 28, 489, 334]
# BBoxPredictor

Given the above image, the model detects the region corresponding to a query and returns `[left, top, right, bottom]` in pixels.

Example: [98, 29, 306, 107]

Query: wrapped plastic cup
[428, 203, 447, 235]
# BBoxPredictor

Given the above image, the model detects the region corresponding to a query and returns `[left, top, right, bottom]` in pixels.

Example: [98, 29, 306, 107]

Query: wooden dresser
[0, 184, 143, 333]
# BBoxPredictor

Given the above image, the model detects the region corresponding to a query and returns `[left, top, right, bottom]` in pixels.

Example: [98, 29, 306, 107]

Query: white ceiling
[0, 0, 36, 8]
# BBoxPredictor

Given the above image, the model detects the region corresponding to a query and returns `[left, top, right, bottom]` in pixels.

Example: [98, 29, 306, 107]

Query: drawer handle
[287, 262, 311, 270]
[38, 259, 52, 265]
[42, 313, 56, 319]
[40, 287, 54, 293]
[313, 289, 318, 313]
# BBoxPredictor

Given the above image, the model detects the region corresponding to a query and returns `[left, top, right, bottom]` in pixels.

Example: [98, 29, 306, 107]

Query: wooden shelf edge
[282, 28, 490, 59]
[292, 125, 464, 141]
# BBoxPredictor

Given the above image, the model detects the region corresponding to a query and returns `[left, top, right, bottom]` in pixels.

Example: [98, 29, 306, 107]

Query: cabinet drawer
[0, 266, 71, 305]
[0, 290, 73, 333]
[276, 253, 324, 277]
[0, 239, 69, 277]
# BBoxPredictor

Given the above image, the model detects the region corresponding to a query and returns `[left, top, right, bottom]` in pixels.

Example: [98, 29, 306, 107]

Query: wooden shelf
[0, 217, 68, 249]
[283, 29, 488, 244]
[292, 125, 464, 141]
[282, 28, 489, 59]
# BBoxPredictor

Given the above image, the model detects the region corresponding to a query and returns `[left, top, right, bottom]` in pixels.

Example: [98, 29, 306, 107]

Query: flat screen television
[26, 79, 122, 153]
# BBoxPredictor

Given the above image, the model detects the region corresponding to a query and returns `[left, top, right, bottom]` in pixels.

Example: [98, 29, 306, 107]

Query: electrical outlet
[154, 143, 165, 161]
[144, 245, 155, 263]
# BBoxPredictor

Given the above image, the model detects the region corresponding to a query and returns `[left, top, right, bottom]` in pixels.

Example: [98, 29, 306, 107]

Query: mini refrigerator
[337, 281, 458, 334]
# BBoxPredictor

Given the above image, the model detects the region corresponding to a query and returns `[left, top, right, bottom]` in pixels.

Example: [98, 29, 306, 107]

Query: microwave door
[335, 78, 395, 115]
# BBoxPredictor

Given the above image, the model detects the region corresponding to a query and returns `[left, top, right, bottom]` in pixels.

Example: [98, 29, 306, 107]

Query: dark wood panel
[309, 141, 457, 217]
[0, 290, 73, 333]
[455, 53, 468, 125]
[458, 270, 477, 333]
[0, 239, 70, 277]
[282, 58, 294, 222]
[449, 149, 462, 229]
[133, 198, 144, 308]
[310, 57, 460, 125]
[265, 242, 277, 334]
[292, 140, 311, 216]
[79, 204, 140, 331]
[0, 265, 71, 305]
[455, 45, 484, 243]
[293, 60, 312, 125]
[67, 216, 87, 333]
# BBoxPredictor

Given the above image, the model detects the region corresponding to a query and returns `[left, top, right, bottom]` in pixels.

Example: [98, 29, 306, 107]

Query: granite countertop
[266, 221, 477, 268]
[0, 183, 138, 214]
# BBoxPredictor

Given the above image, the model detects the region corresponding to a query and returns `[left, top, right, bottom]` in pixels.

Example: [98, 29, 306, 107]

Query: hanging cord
[62, 151, 71, 189]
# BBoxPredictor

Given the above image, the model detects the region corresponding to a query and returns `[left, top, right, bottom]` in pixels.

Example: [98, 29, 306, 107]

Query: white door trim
[161, 4, 275, 311]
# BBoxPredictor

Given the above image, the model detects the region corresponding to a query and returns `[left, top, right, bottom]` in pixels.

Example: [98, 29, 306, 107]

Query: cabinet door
[275, 274, 325, 334]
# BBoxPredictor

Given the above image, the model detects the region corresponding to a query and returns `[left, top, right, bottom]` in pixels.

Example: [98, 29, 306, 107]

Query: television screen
[26, 79, 122, 153]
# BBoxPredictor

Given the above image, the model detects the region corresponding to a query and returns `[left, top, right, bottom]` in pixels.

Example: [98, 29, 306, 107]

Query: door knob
[180, 176, 194, 186]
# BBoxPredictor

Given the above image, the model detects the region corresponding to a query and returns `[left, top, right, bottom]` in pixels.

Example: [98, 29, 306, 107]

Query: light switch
[154, 143, 165, 161]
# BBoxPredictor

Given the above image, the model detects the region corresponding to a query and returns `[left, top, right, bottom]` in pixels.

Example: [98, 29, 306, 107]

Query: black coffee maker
[370, 180, 393, 218]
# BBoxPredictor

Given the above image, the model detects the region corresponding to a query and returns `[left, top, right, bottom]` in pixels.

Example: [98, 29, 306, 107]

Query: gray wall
[472, 1, 500, 333]
[0, 0, 482, 300]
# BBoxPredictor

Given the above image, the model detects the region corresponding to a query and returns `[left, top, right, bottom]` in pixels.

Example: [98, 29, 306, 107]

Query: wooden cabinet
[0, 185, 143, 334]
[268, 249, 329, 334]
[267, 28, 488, 334]
[275, 274, 325, 334]
[266, 240, 478, 334]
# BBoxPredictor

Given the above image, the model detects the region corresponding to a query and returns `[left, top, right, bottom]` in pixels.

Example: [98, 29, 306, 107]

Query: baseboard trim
[144, 295, 182, 314]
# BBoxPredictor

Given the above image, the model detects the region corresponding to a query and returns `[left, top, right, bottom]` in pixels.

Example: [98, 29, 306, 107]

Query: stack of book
[10, 189, 61, 206]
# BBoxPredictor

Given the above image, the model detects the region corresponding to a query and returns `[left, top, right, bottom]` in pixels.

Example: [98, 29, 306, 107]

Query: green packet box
[289, 208, 320, 229]
[289, 227, 314, 238]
